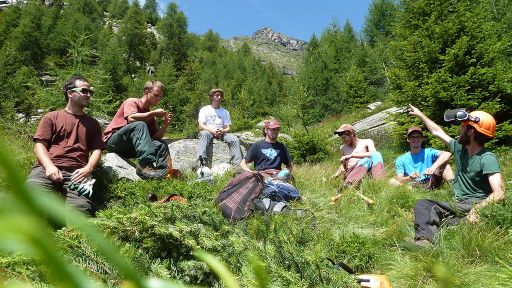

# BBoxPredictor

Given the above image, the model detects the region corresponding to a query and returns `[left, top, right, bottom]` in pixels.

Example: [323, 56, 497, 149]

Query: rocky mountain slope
[222, 27, 307, 75]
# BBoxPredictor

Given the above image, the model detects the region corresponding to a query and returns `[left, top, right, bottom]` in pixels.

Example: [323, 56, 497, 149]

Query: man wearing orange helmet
[409, 105, 505, 246]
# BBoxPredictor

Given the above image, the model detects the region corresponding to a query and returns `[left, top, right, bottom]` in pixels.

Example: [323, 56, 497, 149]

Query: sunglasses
[443, 109, 480, 123]
[70, 87, 94, 96]
[334, 131, 350, 137]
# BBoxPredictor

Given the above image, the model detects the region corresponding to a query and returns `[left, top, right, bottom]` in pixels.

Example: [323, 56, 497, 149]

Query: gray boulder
[101, 153, 141, 182]
[166, 139, 247, 173]
[353, 107, 402, 133]
[366, 102, 383, 111]
[352, 106, 405, 147]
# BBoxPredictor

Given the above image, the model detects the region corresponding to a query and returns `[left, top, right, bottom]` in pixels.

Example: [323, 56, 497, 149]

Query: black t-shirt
[244, 140, 291, 171]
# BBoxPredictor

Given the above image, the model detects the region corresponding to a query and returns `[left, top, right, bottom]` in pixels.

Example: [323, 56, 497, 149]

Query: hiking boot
[136, 163, 166, 179]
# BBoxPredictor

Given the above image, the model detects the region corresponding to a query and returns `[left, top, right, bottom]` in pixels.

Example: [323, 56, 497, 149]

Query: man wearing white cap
[389, 126, 454, 189]
[331, 124, 385, 186]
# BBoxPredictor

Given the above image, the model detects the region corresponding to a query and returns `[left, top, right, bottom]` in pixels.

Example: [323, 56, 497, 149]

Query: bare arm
[332, 147, 347, 178]
[341, 139, 376, 161]
[395, 173, 418, 184]
[409, 104, 453, 145]
[34, 140, 63, 182]
[127, 108, 166, 122]
[466, 172, 505, 222]
[222, 124, 231, 134]
[240, 159, 252, 172]
[70, 149, 102, 183]
[424, 151, 451, 175]
[285, 163, 293, 173]
[152, 112, 171, 140]
[128, 109, 171, 140]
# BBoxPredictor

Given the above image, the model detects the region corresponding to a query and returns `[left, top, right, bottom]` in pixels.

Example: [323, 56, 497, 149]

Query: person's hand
[163, 112, 172, 126]
[424, 167, 435, 175]
[408, 104, 424, 117]
[212, 128, 223, 139]
[340, 155, 351, 162]
[152, 108, 168, 118]
[71, 166, 93, 183]
[45, 165, 63, 182]
[466, 208, 480, 223]
[409, 171, 420, 180]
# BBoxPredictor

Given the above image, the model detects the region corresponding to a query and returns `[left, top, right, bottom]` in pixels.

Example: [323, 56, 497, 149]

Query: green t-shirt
[450, 139, 501, 201]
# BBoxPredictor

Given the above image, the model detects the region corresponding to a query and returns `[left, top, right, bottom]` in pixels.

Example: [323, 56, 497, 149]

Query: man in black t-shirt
[240, 119, 293, 176]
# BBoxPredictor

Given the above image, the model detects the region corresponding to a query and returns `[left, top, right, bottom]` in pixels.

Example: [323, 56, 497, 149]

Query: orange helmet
[462, 111, 496, 138]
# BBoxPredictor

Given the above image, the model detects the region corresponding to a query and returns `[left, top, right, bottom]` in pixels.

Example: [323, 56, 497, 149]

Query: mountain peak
[251, 27, 306, 51]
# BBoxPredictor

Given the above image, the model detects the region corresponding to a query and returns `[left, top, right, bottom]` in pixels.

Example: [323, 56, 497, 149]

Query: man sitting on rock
[331, 124, 385, 186]
[27, 76, 105, 216]
[389, 126, 454, 189]
[196, 88, 242, 168]
[240, 118, 293, 179]
[102, 80, 172, 179]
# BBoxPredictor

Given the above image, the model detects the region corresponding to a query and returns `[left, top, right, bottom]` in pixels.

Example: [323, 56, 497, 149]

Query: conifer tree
[142, 0, 159, 26]
[108, 0, 129, 20]
[6, 0, 44, 68]
[119, 0, 149, 75]
[0, 5, 22, 49]
[98, 34, 126, 114]
[157, 2, 189, 71]
[363, 0, 398, 47]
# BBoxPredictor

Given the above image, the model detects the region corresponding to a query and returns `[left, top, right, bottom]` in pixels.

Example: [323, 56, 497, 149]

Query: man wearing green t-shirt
[409, 105, 505, 245]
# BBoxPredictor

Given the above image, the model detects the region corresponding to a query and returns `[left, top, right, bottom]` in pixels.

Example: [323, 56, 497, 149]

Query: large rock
[233, 131, 262, 149]
[353, 107, 403, 133]
[352, 106, 405, 147]
[166, 138, 247, 172]
[101, 153, 141, 182]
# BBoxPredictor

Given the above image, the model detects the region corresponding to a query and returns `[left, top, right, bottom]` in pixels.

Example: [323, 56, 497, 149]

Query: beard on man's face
[457, 129, 471, 145]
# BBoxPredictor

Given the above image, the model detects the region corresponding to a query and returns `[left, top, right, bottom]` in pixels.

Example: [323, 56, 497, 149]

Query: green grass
[1, 115, 512, 287]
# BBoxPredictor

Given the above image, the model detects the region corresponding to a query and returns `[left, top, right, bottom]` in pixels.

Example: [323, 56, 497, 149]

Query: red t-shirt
[33, 110, 105, 170]
[102, 98, 158, 142]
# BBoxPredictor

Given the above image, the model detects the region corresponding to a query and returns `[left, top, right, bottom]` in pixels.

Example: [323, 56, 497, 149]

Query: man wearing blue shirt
[389, 126, 453, 189]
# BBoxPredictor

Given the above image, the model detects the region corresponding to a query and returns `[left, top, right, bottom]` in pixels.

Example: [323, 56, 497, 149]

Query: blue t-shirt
[244, 140, 291, 171]
[395, 148, 440, 183]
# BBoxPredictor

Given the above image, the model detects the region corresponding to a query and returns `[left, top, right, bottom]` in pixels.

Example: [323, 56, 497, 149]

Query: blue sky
[154, 0, 373, 41]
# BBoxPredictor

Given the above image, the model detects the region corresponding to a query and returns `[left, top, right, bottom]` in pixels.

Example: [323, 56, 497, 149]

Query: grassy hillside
[1, 110, 512, 287]
[222, 37, 304, 75]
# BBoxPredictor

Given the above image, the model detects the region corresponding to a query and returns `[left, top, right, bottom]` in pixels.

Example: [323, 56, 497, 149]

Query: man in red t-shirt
[102, 80, 172, 179]
[27, 76, 105, 215]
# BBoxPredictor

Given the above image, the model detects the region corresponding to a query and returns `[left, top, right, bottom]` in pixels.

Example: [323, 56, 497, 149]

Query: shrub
[285, 129, 331, 164]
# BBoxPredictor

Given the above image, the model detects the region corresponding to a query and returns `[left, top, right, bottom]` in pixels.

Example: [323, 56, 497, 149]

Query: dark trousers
[414, 199, 478, 243]
[27, 166, 93, 216]
[106, 121, 169, 169]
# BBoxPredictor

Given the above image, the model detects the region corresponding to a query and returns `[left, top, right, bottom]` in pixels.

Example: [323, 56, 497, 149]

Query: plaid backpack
[216, 171, 265, 221]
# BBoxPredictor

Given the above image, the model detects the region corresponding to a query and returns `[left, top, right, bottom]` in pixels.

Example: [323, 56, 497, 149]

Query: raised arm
[409, 105, 453, 145]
